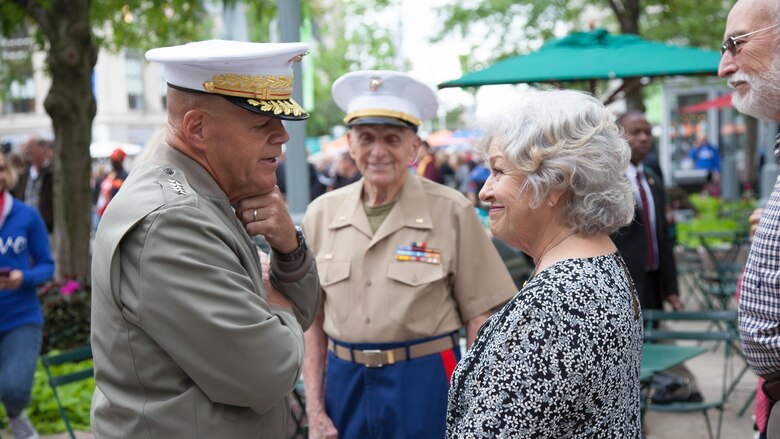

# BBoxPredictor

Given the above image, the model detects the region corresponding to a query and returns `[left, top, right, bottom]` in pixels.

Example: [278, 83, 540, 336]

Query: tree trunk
[610, 0, 645, 112]
[40, 0, 97, 282]
[623, 77, 646, 112]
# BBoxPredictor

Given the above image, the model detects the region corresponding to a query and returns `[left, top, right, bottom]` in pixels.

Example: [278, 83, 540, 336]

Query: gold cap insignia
[368, 76, 384, 91]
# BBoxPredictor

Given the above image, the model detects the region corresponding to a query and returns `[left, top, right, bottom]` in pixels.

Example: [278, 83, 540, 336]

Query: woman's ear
[548, 188, 567, 207]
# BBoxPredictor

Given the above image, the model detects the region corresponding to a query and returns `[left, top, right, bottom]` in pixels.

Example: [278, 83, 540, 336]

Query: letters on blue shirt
[0, 198, 54, 333]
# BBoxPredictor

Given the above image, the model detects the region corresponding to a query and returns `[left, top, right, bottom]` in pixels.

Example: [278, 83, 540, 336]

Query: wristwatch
[273, 226, 307, 262]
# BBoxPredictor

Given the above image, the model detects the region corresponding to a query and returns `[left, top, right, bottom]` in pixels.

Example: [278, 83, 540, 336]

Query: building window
[4, 73, 35, 114]
[126, 50, 145, 110]
[1, 36, 36, 114]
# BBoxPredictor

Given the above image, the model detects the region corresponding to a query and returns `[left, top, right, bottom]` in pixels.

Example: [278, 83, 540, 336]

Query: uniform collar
[153, 144, 228, 200]
[329, 174, 434, 243]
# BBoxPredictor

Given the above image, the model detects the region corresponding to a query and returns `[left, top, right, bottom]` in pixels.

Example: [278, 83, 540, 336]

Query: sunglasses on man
[721, 23, 780, 57]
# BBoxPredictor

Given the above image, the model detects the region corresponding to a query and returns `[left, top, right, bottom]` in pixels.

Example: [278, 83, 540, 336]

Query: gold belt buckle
[361, 349, 394, 367]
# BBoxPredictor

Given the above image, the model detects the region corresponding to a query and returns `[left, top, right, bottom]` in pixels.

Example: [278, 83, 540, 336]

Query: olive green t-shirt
[364, 202, 396, 234]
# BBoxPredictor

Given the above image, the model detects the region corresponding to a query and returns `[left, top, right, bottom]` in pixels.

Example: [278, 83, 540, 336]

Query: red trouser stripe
[440, 349, 457, 383]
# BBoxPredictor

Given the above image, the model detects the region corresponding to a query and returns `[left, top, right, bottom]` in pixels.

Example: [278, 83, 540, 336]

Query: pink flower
[60, 280, 81, 296]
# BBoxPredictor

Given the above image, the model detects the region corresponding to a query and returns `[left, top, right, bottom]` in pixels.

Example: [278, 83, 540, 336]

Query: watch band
[273, 227, 306, 262]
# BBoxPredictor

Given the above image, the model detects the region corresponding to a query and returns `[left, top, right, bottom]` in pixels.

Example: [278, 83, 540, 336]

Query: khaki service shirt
[90, 145, 319, 439]
[302, 174, 516, 343]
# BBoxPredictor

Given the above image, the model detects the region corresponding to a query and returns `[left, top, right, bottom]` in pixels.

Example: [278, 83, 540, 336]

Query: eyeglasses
[721, 23, 780, 57]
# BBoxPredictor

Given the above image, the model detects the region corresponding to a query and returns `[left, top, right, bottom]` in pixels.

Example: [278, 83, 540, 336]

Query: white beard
[729, 56, 780, 121]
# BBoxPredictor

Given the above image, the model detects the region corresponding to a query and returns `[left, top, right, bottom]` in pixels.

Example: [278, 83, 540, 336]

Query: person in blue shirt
[0, 150, 55, 439]
[688, 136, 721, 174]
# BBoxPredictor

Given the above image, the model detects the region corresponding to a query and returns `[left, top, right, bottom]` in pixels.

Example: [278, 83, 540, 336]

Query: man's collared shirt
[626, 162, 659, 269]
[740, 133, 780, 376]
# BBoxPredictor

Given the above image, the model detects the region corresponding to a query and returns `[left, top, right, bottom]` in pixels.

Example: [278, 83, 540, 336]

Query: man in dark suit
[612, 111, 682, 311]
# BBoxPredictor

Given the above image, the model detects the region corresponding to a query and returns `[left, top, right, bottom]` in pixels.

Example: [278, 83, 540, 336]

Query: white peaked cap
[146, 39, 309, 120]
[332, 70, 438, 128]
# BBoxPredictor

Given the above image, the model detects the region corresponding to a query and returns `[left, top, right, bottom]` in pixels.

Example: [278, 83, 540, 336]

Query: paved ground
[16, 339, 758, 439]
[5, 291, 761, 439]
[644, 339, 758, 439]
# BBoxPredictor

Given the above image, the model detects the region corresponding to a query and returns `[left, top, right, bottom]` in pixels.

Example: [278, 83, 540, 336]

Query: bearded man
[718, 1, 780, 437]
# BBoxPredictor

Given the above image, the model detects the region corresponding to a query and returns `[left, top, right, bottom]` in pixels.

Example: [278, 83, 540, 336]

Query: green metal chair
[676, 245, 719, 310]
[641, 310, 741, 439]
[698, 235, 747, 310]
[40, 344, 94, 439]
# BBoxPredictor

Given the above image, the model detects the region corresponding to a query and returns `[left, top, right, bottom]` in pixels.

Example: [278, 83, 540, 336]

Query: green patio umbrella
[438, 28, 721, 89]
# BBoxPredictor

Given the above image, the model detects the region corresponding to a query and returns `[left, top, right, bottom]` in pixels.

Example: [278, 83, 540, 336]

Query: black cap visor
[347, 116, 417, 131]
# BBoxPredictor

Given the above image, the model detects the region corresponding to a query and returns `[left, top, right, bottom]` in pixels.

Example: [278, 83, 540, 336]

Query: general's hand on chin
[236, 186, 297, 254]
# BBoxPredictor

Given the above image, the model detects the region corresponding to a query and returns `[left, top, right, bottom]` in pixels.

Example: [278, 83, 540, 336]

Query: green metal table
[641, 343, 708, 382]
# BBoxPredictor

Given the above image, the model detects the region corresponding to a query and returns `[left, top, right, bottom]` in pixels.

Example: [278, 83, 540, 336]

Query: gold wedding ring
[253, 208, 258, 222]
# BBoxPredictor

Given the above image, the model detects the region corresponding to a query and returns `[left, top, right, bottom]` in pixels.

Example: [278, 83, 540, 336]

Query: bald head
[616, 110, 646, 128]
[718, 0, 780, 122]
[22, 135, 51, 167]
[618, 112, 652, 166]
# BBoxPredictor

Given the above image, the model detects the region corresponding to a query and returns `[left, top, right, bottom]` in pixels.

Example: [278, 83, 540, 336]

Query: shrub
[676, 194, 755, 248]
[0, 358, 95, 434]
[39, 280, 91, 353]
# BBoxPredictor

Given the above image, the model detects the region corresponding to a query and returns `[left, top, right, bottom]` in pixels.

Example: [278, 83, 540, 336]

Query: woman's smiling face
[479, 140, 537, 250]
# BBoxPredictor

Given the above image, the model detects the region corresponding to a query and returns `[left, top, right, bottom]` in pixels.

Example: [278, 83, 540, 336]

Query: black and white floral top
[446, 253, 643, 439]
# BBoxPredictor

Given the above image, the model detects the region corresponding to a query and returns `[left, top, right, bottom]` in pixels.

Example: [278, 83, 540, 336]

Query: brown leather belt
[762, 371, 780, 403]
[328, 335, 456, 368]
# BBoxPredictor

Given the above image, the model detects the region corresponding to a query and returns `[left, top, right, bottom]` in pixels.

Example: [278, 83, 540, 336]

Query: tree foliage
[306, 0, 400, 136]
[640, 0, 731, 47]
[0, 0, 401, 279]
[0, 0, 221, 281]
[245, 0, 277, 43]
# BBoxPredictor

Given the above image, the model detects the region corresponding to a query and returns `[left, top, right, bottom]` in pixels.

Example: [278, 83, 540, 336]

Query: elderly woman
[446, 90, 642, 438]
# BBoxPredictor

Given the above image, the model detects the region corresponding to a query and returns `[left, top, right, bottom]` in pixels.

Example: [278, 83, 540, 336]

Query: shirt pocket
[387, 261, 446, 286]
[318, 260, 351, 323]
[319, 261, 351, 286]
[386, 261, 448, 324]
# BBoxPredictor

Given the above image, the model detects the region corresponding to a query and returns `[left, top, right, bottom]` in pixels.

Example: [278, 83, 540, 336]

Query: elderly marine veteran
[90, 40, 319, 439]
[446, 90, 643, 438]
[296, 70, 517, 439]
[718, 0, 780, 435]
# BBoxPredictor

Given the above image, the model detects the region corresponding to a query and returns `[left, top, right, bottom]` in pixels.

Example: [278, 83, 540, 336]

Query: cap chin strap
[344, 108, 421, 127]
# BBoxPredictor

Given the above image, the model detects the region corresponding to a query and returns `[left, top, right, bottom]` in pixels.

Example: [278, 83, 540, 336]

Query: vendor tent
[439, 29, 720, 91]
[680, 93, 733, 113]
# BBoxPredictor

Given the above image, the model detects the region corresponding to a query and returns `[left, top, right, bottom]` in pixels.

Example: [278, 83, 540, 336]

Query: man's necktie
[636, 170, 657, 271]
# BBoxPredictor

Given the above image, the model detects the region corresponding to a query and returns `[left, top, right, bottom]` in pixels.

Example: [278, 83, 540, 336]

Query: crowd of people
[1, 0, 779, 438]
[277, 134, 485, 209]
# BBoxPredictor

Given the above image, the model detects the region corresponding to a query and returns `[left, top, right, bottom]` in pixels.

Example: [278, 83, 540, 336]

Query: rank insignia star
[168, 179, 187, 195]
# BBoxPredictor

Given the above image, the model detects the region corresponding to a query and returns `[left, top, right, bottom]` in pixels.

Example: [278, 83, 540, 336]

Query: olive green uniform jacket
[90, 145, 319, 438]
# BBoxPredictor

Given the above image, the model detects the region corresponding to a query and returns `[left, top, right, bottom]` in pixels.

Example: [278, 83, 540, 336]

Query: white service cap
[332, 70, 438, 129]
[146, 39, 309, 120]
